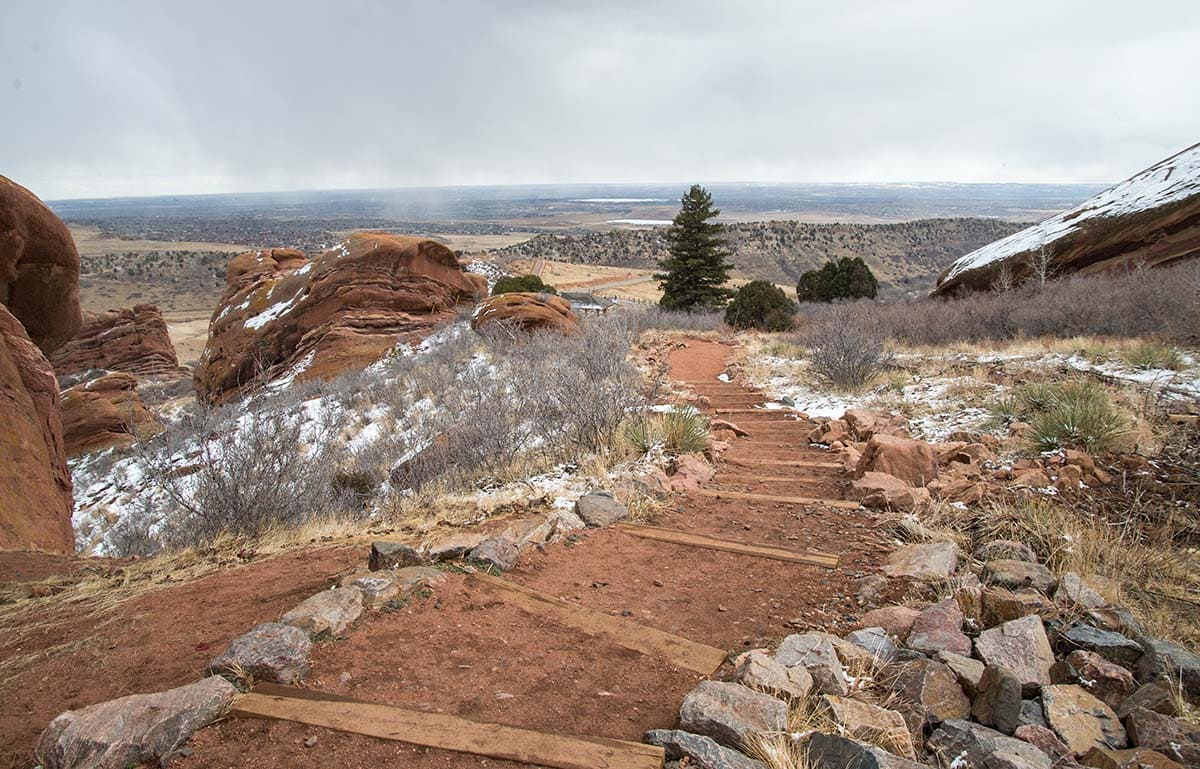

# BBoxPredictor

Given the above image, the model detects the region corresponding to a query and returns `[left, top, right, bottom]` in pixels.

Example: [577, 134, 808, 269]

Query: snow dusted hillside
[935, 143, 1200, 294]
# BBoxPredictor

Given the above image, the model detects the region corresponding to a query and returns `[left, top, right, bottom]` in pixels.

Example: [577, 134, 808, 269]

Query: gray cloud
[2, 0, 1198, 199]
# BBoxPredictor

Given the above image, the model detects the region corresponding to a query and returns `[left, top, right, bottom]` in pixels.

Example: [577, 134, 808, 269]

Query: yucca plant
[620, 409, 710, 455]
[1027, 382, 1128, 453]
[1122, 341, 1184, 371]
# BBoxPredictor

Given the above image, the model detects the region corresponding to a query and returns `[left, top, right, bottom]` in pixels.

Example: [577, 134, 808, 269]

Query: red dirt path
[0, 338, 893, 769]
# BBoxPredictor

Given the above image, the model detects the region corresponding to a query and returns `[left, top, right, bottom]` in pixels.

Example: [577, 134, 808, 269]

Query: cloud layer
[3, 0, 1198, 199]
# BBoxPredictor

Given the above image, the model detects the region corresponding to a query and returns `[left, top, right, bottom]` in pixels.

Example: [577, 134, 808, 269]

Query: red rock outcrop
[50, 304, 183, 381]
[0, 306, 74, 552]
[0, 176, 82, 354]
[470, 292, 582, 335]
[195, 233, 482, 404]
[934, 143, 1200, 296]
[60, 371, 162, 457]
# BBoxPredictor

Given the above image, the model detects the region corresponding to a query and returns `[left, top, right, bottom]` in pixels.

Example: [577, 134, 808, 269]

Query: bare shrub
[624, 306, 727, 333]
[804, 306, 892, 390]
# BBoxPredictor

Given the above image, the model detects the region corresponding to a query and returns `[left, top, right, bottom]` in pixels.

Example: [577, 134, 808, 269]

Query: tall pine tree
[656, 185, 734, 311]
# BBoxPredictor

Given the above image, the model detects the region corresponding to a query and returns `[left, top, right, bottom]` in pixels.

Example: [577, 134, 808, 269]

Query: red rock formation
[50, 304, 183, 380]
[60, 371, 162, 457]
[195, 233, 481, 404]
[934, 143, 1200, 296]
[470, 292, 582, 335]
[0, 176, 82, 353]
[0, 306, 74, 552]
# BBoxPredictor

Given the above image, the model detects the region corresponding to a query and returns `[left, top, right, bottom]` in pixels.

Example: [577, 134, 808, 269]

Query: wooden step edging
[615, 523, 839, 568]
[687, 488, 861, 509]
[713, 407, 799, 415]
[466, 572, 728, 675]
[234, 686, 665, 769]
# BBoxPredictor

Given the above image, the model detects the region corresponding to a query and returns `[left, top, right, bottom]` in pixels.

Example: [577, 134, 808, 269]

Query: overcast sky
[3, 0, 1198, 200]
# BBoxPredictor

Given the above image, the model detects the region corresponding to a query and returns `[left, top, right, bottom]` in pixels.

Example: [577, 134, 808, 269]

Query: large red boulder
[195, 233, 482, 404]
[60, 371, 162, 457]
[50, 304, 183, 381]
[854, 434, 938, 487]
[0, 176, 82, 354]
[934, 143, 1200, 296]
[470, 292, 581, 335]
[0, 306, 74, 552]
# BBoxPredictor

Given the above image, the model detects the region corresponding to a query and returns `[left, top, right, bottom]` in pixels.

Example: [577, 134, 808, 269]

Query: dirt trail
[1, 338, 892, 769]
[187, 338, 892, 768]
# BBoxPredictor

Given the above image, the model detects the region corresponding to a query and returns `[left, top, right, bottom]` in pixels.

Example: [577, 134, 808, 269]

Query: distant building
[559, 292, 616, 315]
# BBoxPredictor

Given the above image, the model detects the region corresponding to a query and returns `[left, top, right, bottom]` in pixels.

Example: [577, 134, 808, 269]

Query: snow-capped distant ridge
[935, 142, 1200, 293]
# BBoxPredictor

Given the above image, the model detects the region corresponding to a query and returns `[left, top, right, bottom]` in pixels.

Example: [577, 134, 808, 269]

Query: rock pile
[651, 536, 1200, 768]
[195, 233, 485, 404]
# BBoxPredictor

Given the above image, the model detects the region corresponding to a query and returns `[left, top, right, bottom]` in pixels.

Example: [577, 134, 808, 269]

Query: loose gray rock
[804, 733, 929, 769]
[1054, 572, 1106, 609]
[975, 615, 1054, 695]
[974, 539, 1038, 563]
[36, 676, 237, 769]
[732, 650, 813, 700]
[845, 627, 898, 663]
[934, 651, 985, 698]
[644, 729, 768, 769]
[972, 664, 1024, 735]
[1060, 624, 1145, 669]
[774, 633, 848, 696]
[678, 681, 787, 749]
[345, 573, 402, 608]
[881, 541, 958, 580]
[573, 491, 628, 527]
[368, 541, 428, 571]
[983, 559, 1056, 592]
[281, 587, 364, 638]
[927, 719, 1053, 769]
[468, 536, 521, 571]
[1018, 698, 1047, 730]
[1134, 637, 1200, 696]
[207, 622, 311, 684]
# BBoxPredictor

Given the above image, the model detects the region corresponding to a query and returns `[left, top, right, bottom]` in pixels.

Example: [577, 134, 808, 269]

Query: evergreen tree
[725, 281, 796, 331]
[492, 274, 556, 295]
[795, 257, 879, 303]
[656, 185, 734, 311]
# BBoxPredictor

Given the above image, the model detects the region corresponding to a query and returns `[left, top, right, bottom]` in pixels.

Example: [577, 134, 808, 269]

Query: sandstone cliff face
[195, 233, 483, 404]
[0, 179, 80, 552]
[934, 143, 1200, 296]
[60, 372, 162, 458]
[470, 292, 582, 335]
[50, 304, 183, 381]
[0, 176, 82, 354]
[0, 306, 74, 552]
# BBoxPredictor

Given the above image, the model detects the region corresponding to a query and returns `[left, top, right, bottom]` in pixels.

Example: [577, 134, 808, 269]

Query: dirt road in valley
[0, 338, 893, 769]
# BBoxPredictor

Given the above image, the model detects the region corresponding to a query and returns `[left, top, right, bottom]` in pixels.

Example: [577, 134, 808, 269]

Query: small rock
[855, 606, 920, 639]
[1052, 650, 1137, 709]
[1060, 625, 1145, 670]
[983, 559, 1057, 592]
[1056, 572, 1107, 610]
[1080, 746, 1185, 768]
[345, 573, 401, 608]
[855, 574, 888, 604]
[281, 587, 364, 638]
[774, 633, 848, 696]
[643, 729, 768, 769]
[1013, 724, 1073, 762]
[1115, 682, 1178, 719]
[207, 622, 311, 684]
[303, 736, 318, 748]
[36, 677, 237, 769]
[890, 658, 970, 726]
[973, 664, 1024, 735]
[468, 537, 521, 572]
[975, 614, 1055, 695]
[905, 598, 971, 656]
[881, 541, 958, 580]
[1134, 637, 1200, 696]
[845, 627, 898, 663]
[927, 719, 1053, 769]
[982, 586, 1054, 628]
[1019, 698, 1048, 730]
[1041, 684, 1127, 755]
[731, 651, 812, 701]
[1123, 707, 1200, 765]
[935, 651, 985, 698]
[574, 491, 629, 527]
[678, 681, 787, 749]
[1086, 606, 1144, 638]
[821, 695, 917, 760]
[804, 733, 928, 769]
[368, 541, 427, 571]
[974, 539, 1038, 563]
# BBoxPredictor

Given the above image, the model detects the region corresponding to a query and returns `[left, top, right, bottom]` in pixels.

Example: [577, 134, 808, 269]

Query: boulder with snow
[50, 304, 184, 381]
[60, 371, 161, 457]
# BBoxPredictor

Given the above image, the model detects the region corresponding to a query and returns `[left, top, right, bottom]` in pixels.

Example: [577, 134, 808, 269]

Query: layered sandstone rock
[50, 304, 183, 382]
[0, 306, 74, 552]
[0, 176, 82, 353]
[470, 292, 581, 335]
[60, 371, 161, 457]
[195, 233, 483, 404]
[934, 143, 1200, 296]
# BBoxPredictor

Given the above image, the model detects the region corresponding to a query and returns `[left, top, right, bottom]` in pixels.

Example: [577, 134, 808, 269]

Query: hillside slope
[485, 217, 1027, 293]
[934, 142, 1200, 295]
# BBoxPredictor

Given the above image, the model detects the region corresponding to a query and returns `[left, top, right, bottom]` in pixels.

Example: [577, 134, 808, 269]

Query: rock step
[233, 687, 664, 769]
